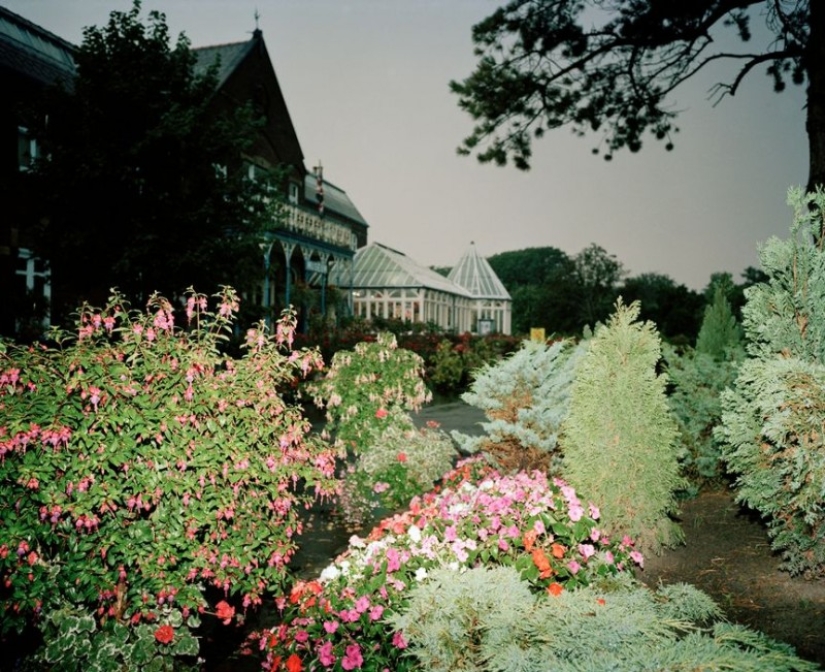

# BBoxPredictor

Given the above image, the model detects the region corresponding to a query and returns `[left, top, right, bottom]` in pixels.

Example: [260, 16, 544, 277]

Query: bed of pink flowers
[248, 456, 643, 671]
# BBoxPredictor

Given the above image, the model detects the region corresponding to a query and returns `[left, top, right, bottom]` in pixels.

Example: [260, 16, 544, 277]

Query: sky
[5, 0, 809, 291]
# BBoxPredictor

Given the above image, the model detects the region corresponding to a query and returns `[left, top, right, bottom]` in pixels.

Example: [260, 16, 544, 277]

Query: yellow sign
[530, 328, 545, 343]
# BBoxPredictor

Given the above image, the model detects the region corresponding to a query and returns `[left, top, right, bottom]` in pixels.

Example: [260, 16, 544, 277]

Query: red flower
[154, 624, 174, 644]
[531, 548, 554, 579]
[285, 653, 303, 672]
[375, 408, 388, 419]
[547, 583, 564, 596]
[215, 600, 235, 625]
[551, 542, 566, 559]
[397, 452, 407, 463]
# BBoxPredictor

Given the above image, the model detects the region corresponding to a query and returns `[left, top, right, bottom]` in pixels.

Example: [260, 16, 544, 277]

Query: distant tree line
[443, 245, 766, 342]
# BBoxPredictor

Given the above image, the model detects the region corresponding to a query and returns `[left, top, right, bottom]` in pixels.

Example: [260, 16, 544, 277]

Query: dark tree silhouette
[21, 2, 276, 324]
[451, 1, 822, 194]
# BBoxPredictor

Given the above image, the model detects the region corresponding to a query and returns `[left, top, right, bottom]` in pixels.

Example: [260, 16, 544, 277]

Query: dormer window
[288, 182, 299, 205]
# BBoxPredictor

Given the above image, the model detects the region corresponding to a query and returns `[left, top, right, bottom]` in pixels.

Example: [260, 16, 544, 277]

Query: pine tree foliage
[391, 565, 817, 672]
[562, 299, 685, 552]
[665, 346, 742, 489]
[695, 285, 743, 359]
[451, 339, 585, 473]
[717, 188, 825, 576]
[666, 286, 744, 489]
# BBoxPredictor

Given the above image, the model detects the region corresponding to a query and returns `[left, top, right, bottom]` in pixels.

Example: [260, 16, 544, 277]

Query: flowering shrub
[336, 422, 458, 529]
[252, 456, 642, 671]
[307, 332, 431, 451]
[0, 288, 340, 670]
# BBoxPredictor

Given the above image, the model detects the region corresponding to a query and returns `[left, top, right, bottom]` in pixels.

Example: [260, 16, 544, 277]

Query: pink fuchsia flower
[568, 559, 581, 574]
[323, 620, 339, 634]
[369, 605, 384, 621]
[355, 596, 370, 613]
[589, 503, 600, 519]
[630, 550, 644, 568]
[375, 408, 388, 419]
[341, 643, 363, 670]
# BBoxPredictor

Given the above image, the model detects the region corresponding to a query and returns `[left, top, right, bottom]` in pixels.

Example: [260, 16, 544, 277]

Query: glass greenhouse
[332, 242, 511, 334]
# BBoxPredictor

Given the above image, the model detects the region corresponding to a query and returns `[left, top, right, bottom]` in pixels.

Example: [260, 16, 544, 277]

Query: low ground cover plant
[0, 288, 340, 670]
[393, 565, 818, 672]
[252, 456, 643, 671]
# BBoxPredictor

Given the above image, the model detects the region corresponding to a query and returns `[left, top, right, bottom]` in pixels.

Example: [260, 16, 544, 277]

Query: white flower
[447, 562, 459, 572]
[349, 535, 366, 549]
[408, 524, 422, 543]
[320, 564, 341, 582]
[414, 567, 428, 582]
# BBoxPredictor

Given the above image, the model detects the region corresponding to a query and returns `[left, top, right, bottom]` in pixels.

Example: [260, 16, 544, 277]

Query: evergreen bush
[451, 339, 584, 473]
[562, 299, 685, 552]
[391, 565, 818, 672]
[695, 284, 744, 359]
[665, 285, 744, 491]
[717, 188, 825, 577]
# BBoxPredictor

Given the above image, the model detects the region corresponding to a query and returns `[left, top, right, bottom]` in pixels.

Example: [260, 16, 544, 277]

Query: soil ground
[640, 490, 825, 668]
[270, 400, 825, 669]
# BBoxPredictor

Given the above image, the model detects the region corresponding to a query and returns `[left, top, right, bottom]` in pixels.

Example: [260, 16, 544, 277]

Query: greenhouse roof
[349, 243, 472, 297]
[448, 242, 511, 300]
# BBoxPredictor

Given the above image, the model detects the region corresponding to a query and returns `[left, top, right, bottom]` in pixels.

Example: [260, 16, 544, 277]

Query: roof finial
[252, 9, 261, 38]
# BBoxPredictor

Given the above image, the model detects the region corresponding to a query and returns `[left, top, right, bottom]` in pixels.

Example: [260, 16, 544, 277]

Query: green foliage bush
[307, 333, 455, 529]
[307, 332, 431, 451]
[562, 299, 686, 553]
[452, 339, 585, 473]
[665, 286, 744, 491]
[717, 188, 825, 577]
[0, 289, 340, 670]
[665, 348, 742, 490]
[392, 565, 818, 672]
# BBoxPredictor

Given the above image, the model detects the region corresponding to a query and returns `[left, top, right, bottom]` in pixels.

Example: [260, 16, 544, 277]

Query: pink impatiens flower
[341, 643, 363, 670]
[317, 641, 335, 667]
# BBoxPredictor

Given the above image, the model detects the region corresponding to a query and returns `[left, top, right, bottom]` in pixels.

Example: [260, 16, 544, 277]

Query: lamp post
[260, 240, 274, 327]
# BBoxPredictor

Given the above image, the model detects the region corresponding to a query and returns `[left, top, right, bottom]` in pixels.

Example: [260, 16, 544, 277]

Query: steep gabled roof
[304, 175, 367, 227]
[192, 40, 253, 88]
[448, 242, 511, 300]
[351, 243, 472, 296]
[0, 5, 76, 86]
[192, 30, 305, 172]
